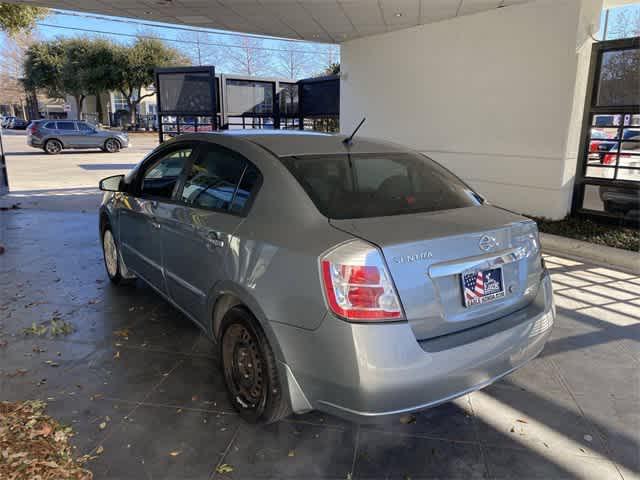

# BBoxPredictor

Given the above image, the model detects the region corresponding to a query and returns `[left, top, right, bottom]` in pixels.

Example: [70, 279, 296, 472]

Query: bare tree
[273, 45, 311, 79]
[607, 7, 640, 40]
[0, 31, 36, 116]
[219, 36, 272, 76]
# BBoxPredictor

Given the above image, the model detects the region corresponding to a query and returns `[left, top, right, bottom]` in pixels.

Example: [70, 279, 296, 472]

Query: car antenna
[342, 117, 366, 146]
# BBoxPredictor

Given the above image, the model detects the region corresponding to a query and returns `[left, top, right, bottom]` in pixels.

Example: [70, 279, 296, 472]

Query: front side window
[281, 153, 481, 219]
[56, 121, 76, 131]
[77, 122, 93, 132]
[180, 145, 247, 211]
[141, 147, 193, 199]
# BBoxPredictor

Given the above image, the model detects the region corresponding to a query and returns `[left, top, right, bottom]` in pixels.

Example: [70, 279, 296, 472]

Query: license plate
[461, 267, 505, 307]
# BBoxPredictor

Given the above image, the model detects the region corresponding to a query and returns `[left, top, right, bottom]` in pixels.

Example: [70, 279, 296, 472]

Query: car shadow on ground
[0, 209, 637, 479]
[78, 164, 137, 170]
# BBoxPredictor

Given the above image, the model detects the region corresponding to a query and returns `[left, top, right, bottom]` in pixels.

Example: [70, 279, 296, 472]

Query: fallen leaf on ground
[216, 464, 234, 474]
[32, 422, 53, 438]
[113, 329, 130, 339]
[399, 414, 416, 424]
[515, 419, 528, 424]
[99, 422, 107, 430]
[113, 351, 120, 360]
[170, 450, 181, 457]
[288, 449, 295, 457]
[95, 445, 104, 455]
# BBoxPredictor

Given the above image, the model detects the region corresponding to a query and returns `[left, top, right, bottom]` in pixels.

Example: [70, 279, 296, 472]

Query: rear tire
[44, 139, 63, 155]
[220, 307, 290, 424]
[104, 138, 120, 153]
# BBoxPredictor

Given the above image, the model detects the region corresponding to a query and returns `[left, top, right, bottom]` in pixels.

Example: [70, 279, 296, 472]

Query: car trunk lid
[330, 205, 542, 340]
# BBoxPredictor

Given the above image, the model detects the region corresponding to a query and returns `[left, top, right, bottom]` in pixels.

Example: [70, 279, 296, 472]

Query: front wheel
[102, 227, 126, 284]
[220, 308, 290, 424]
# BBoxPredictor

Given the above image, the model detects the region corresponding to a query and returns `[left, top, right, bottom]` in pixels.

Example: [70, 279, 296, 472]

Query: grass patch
[530, 215, 639, 252]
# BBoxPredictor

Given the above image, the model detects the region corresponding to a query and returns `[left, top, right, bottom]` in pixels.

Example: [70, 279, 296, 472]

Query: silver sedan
[98, 131, 554, 424]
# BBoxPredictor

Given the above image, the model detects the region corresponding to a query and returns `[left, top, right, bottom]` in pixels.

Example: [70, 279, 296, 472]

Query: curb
[540, 232, 639, 275]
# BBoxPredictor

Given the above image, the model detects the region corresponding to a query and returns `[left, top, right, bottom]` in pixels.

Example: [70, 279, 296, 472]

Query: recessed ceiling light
[394, 12, 403, 17]
[145, 11, 152, 14]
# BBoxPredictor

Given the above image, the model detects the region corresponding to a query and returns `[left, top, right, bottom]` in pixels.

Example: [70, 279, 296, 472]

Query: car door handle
[205, 231, 224, 249]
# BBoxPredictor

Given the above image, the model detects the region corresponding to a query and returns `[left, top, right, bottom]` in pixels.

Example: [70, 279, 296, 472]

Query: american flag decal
[462, 267, 505, 306]
[463, 271, 484, 300]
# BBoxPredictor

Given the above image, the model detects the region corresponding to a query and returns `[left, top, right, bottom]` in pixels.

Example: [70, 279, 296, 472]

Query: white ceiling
[12, 0, 535, 43]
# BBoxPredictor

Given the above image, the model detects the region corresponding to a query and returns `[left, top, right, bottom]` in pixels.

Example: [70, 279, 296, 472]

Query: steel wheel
[44, 139, 62, 154]
[104, 138, 120, 153]
[222, 323, 267, 413]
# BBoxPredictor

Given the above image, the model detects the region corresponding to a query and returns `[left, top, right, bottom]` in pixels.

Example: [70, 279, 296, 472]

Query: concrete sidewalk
[1, 208, 638, 479]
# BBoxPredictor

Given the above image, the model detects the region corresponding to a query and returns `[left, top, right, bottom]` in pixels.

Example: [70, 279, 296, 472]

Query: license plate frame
[461, 266, 506, 307]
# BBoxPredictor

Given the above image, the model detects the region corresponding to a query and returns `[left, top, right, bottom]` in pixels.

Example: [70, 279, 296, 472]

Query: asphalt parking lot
[0, 129, 639, 479]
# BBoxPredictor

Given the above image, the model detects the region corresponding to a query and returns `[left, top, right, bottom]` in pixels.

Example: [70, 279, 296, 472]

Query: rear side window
[43, 122, 55, 129]
[281, 153, 481, 219]
[180, 145, 247, 211]
[56, 122, 76, 130]
[141, 147, 193, 199]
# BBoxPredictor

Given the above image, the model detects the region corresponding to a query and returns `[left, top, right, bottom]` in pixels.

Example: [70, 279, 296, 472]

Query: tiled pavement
[1, 209, 638, 479]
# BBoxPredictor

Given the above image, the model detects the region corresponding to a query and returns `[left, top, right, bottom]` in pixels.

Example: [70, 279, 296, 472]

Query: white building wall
[340, 0, 602, 219]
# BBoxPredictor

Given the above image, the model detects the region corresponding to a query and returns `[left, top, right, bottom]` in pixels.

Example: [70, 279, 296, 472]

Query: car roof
[176, 130, 410, 157]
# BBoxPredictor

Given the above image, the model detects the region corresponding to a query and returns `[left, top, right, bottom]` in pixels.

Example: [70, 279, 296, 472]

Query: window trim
[174, 141, 263, 217]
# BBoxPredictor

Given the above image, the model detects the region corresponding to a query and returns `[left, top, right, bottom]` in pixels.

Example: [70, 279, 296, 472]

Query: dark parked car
[27, 120, 129, 154]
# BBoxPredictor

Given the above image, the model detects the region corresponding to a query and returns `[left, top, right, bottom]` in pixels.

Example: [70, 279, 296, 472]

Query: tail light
[589, 141, 598, 153]
[27, 124, 37, 135]
[320, 240, 403, 322]
[603, 153, 616, 165]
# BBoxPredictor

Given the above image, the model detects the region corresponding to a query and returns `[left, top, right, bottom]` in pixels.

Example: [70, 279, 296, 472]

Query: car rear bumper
[275, 270, 554, 422]
[27, 137, 42, 147]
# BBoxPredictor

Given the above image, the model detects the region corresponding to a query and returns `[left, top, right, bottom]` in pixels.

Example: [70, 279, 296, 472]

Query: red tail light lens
[589, 141, 598, 153]
[320, 241, 403, 322]
[603, 153, 616, 165]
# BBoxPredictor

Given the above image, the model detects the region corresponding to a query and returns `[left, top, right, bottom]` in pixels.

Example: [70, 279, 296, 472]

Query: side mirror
[99, 174, 125, 192]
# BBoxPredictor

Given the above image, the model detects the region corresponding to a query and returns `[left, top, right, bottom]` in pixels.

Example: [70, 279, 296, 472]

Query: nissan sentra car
[98, 131, 555, 424]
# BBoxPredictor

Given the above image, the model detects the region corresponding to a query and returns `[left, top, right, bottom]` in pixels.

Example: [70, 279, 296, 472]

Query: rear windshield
[281, 153, 482, 219]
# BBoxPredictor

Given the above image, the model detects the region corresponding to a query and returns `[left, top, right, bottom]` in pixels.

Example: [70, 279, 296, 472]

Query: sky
[32, 9, 340, 79]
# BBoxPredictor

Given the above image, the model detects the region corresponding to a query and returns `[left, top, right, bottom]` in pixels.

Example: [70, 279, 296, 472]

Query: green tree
[0, 3, 47, 36]
[325, 62, 340, 75]
[23, 38, 120, 119]
[23, 40, 65, 99]
[113, 37, 189, 125]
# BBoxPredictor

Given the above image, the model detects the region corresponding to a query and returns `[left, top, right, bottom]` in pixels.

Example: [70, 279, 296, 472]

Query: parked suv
[27, 120, 129, 154]
[98, 131, 554, 424]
